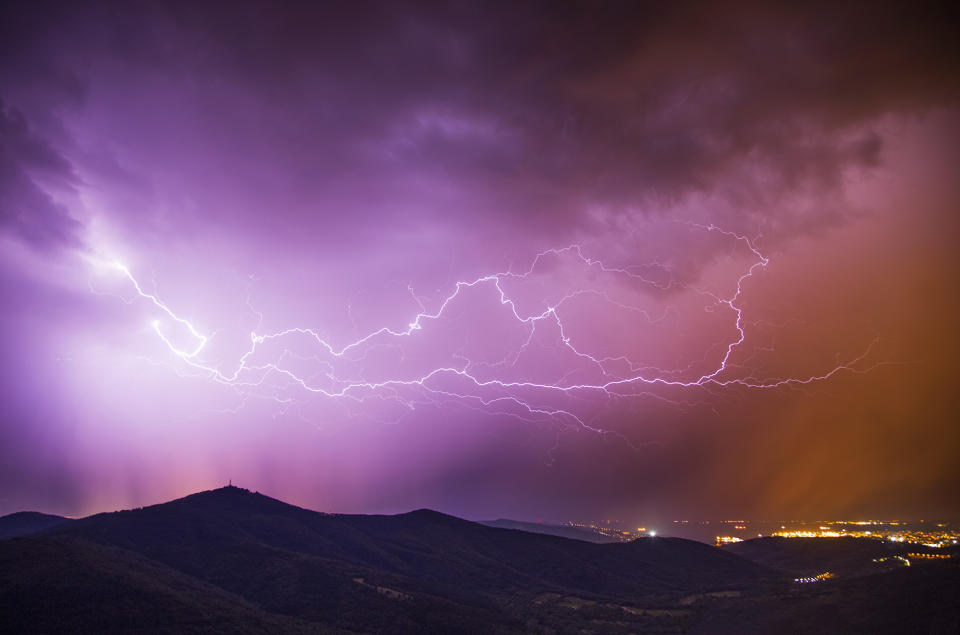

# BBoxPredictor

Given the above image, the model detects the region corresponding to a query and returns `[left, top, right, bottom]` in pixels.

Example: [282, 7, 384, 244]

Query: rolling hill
[0, 511, 72, 539]
[1, 486, 766, 633]
[1, 487, 957, 633]
[479, 518, 621, 543]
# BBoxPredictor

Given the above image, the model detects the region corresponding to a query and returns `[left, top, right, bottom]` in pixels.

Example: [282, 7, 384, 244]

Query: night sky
[1, 0, 958, 526]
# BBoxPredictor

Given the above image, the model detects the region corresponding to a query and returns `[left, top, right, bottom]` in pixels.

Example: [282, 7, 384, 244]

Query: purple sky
[1, 1, 958, 525]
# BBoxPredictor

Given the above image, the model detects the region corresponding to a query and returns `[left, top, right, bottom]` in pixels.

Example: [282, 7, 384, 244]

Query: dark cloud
[0, 0, 957, 521]
[2, 0, 957, 253]
[0, 100, 82, 249]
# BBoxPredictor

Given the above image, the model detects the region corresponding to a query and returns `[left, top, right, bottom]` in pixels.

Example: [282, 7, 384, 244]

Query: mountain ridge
[2, 486, 768, 633]
[0, 510, 73, 539]
[3, 487, 957, 633]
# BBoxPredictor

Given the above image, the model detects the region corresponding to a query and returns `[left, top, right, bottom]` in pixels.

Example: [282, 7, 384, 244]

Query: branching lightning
[91, 223, 879, 440]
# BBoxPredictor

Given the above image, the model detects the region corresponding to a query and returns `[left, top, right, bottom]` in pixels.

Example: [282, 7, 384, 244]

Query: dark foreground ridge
[479, 518, 622, 544]
[0, 511, 72, 539]
[1, 487, 957, 634]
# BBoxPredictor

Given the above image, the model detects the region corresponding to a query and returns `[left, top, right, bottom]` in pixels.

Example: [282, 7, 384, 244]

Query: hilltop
[0, 511, 73, 539]
[1, 487, 957, 633]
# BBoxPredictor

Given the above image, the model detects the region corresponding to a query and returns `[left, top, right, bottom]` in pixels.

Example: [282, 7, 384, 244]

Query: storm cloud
[0, 0, 957, 523]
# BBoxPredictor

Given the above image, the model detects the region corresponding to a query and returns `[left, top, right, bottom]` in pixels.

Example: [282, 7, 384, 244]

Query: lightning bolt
[111, 261, 208, 359]
[90, 223, 880, 441]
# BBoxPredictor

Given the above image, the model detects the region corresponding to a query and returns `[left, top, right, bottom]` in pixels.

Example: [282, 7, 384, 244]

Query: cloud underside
[0, 0, 956, 252]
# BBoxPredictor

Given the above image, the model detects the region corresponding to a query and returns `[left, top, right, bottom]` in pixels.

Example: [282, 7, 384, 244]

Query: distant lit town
[562, 520, 655, 541]
[560, 519, 960, 550]
[716, 520, 960, 549]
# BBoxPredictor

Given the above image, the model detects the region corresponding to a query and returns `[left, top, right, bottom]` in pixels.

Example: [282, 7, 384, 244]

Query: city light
[794, 572, 834, 584]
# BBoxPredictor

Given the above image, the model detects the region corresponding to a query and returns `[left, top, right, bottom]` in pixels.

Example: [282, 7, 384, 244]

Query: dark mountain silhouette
[1, 487, 957, 633]
[722, 536, 920, 577]
[54, 487, 769, 631]
[480, 518, 621, 543]
[691, 546, 960, 635]
[0, 536, 336, 634]
[0, 486, 766, 633]
[50, 487, 769, 596]
[0, 511, 72, 539]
